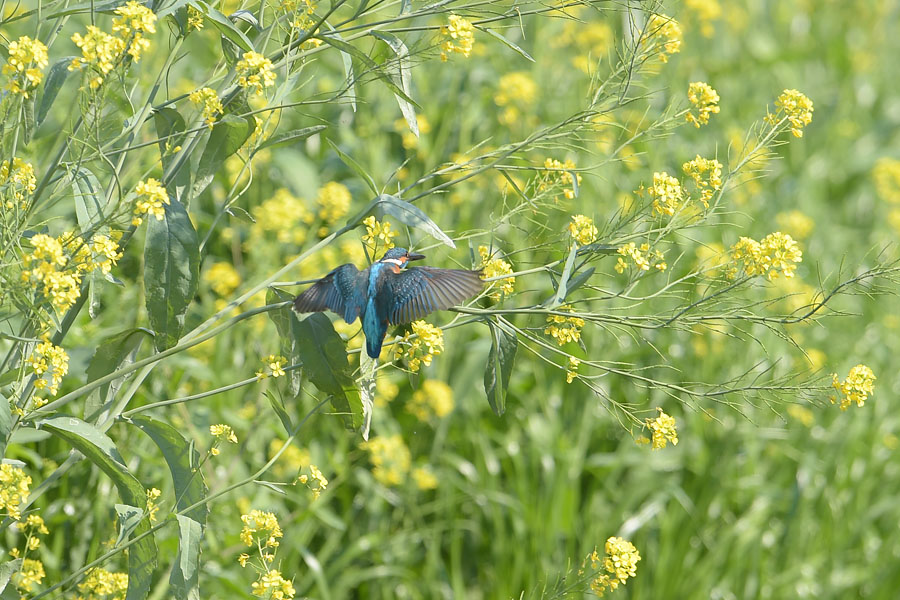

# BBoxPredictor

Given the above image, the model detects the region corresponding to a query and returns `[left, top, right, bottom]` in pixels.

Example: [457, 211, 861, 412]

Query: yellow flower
[685, 0, 721, 37]
[765, 89, 814, 138]
[21, 236, 84, 314]
[586, 537, 641, 595]
[873, 157, 900, 204]
[210, 424, 239, 444]
[132, 178, 170, 226]
[26, 340, 69, 396]
[567, 214, 598, 245]
[112, 0, 157, 61]
[258, 355, 287, 378]
[440, 14, 475, 61]
[395, 321, 444, 372]
[0, 464, 31, 520]
[478, 246, 515, 300]
[236, 51, 276, 95]
[407, 379, 454, 421]
[775, 210, 814, 240]
[317, 182, 351, 226]
[831, 364, 876, 410]
[189, 87, 224, 127]
[88, 234, 124, 274]
[361, 216, 397, 255]
[187, 6, 205, 30]
[25, 514, 49, 535]
[240, 510, 283, 548]
[238, 553, 250, 567]
[646, 14, 682, 62]
[648, 171, 684, 217]
[686, 82, 720, 128]
[494, 72, 537, 125]
[729, 231, 802, 280]
[251, 569, 295, 599]
[646, 408, 678, 450]
[682, 155, 722, 207]
[14, 559, 45, 593]
[204, 262, 241, 297]
[544, 306, 585, 346]
[0, 158, 37, 207]
[78, 568, 129, 598]
[146, 487, 162, 522]
[249, 188, 312, 246]
[299, 464, 328, 499]
[542, 158, 582, 200]
[565, 356, 580, 383]
[615, 242, 665, 273]
[412, 466, 438, 490]
[361, 434, 411, 486]
[2, 36, 49, 97]
[69, 26, 127, 89]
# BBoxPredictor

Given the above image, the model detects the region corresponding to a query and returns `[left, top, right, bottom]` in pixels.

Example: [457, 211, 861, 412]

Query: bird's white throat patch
[382, 258, 404, 267]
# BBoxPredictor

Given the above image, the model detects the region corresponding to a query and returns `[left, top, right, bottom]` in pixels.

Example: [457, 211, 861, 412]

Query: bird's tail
[366, 332, 385, 359]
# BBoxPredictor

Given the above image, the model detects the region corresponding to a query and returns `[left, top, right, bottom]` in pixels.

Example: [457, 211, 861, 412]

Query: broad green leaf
[326, 139, 378, 196]
[170, 515, 202, 600]
[267, 287, 302, 396]
[371, 31, 418, 137]
[129, 416, 209, 525]
[85, 328, 153, 420]
[481, 28, 536, 62]
[41, 416, 157, 600]
[192, 114, 254, 198]
[115, 504, 144, 546]
[0, 558, 23, 594]
[72, 168, 106, 233]
[295, 314, 362, 430]
[38, 57, 75, 124]
[0, 391, 12, 457]
[154, 108, 192, 201]
[484, 320, 517, 416]
[376, 194, 456, 248]
[255, 125, 327, 153]
[144, 199, 200, 351]
[199, 2, 254, 52]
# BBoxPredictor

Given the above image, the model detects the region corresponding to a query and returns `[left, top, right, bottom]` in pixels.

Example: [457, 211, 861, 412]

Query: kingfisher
[293, 247, 484, 358]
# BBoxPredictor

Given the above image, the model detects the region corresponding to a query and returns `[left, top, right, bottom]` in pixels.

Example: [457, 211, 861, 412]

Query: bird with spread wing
[293, 248, 484, 358]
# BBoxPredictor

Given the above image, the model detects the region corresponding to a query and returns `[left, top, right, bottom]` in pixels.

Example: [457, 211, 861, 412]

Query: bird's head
[379, 247, 425, 267]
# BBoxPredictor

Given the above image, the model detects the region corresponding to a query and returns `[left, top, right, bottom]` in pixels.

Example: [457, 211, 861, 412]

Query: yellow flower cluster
[85, 234, 124, 274]
[542, 158, 582, 201]
[250, 188, 312, 246]
[77, 567, 129, 600]
[251, 570, 295, 599]
[204, 262, 241, 297]
[26, 339, 69, 396]
[361, 434, 412, 486]
[317, 182, 351, 228]
[0, 464, 31, 520]
[407, 379, 454, 421]
[189, 87, 224, 127]
[412, 466, 438, 490]
[210, 424, 239, 444]
[2, 36, 48, 98]
[775, 210, 814, 240]
[236, 51, 277, 95]
[297, 464, 328, 499]
[70, 26, 125, 89]
[873, 157, 900, 204]
[14, 559, 46, 593]
[765, 89, 814, 138]
[1, 158, 37, 208]
[494, 72, 537, 125]
[685, 0, 721, 37]
[566, 356, 580, 384]
[395, 321, 444, 372]
[257, 355, 288, 379]
[646, 408, 678, 449]
[686, 81, 720, 127]
[145, 487, 161, 522]
[648, 171, 684, 217]
[22, 514, 50, 551]
[132, 178, 170, 226]
[544, 307, 585, 346]
[682, 155, 722, 207]
[187, 6, 205, 31]
[831, 364, 876, 410]
[361, 216, 397, 255]
[554, 19, 613, 73]
[567, 214, 598, 245]
[646, 14, 682, 62]
[478, 246, 515, 300]
[615, 243, 666, 273]
[440, 14, 475, 61]
[112, 0, 157, 60]
[729, 231, 803, 280]
[585, 537, 642, 596]
[240, 510, 283, 548]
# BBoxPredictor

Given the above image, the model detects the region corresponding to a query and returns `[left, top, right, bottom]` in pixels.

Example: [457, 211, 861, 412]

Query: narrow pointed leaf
[549, 243, 578, 308]
[481, 28, 535, 62]
[376, 194, 455, 248]
[170, 515, 202, 600]
[200, 2, 254, 51]
[144, 199, 200, 351]
[85, 328, 153, 420]
[37, 57, 75, 124]
[326, 139, 378, 195]
[371, 31, 418, 136]
[484, 321, 517, 416]
[256, 125, 327, 153]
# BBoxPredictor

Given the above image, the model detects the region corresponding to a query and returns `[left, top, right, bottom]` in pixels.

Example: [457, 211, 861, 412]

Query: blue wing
[293, 264, 366, 323]
[383, 266, 483, 325]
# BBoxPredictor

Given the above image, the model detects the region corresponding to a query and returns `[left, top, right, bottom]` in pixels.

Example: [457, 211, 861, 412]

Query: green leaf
[193, 114, 254, 198]
[481, 28, 535, 62]
[37, 57, 75, 124]
[358, 351, 377, 441]
[115, 503, 144, 546]
[255, 125, 327, 153]
[295, 314, 362, 430]
[44, 0, 120, 18]
[170, 515, 202, 600]
[199, 2, 254, 52]
[549, 243, 578, 308]
[85, 328, 153, 420]
[371, 31, 418, 137]
[266, 287, 302, 396]
[72, 168, 106, 233]
[23, 98, 35, 145]
[324, 26, 357, 112]
[484, 320, 517, 416]
[129, 416, 209, 526]
[154, 108, 192, 201]
[41, 416, 157, 600]
[0, 391, 12, 457]
[376, 194, 456, 248]
[326, 139, 378, 196]
[144, 199, 200, 351]
[0, 558, 23, 594]
[264, 390, 294, 434]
